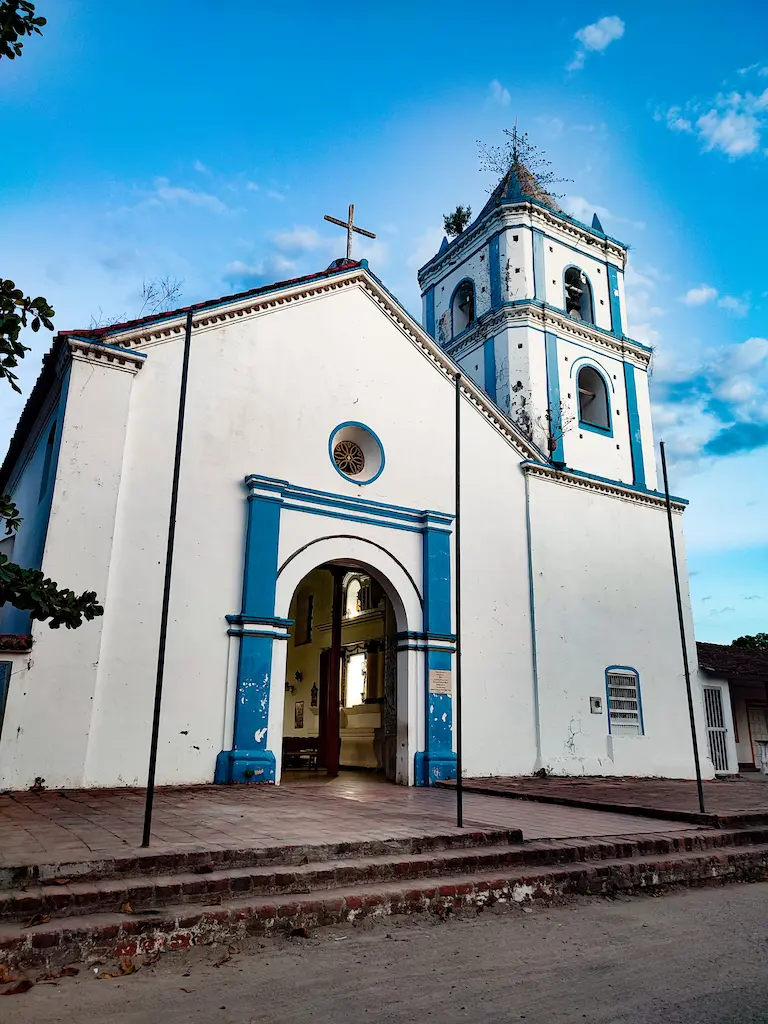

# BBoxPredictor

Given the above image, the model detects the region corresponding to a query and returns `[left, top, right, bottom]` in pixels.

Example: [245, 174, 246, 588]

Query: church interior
[282, 566, 399, 780]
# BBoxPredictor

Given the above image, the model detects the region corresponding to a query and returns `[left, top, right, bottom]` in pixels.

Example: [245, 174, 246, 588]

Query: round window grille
[333, 439, 365, 476]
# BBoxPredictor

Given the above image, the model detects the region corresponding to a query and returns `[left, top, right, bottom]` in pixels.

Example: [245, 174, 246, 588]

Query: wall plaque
[429, 670, 452, 695]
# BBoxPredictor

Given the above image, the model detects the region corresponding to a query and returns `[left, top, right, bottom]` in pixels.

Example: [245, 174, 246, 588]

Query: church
[0, 163, 722, 790]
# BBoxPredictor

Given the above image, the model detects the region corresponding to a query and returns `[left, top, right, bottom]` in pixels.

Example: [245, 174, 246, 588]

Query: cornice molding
[418, 203, 626, 290]
[67, 339, 146, 373]
[521, 461, 687, 512]
[447, 302, 651, 367]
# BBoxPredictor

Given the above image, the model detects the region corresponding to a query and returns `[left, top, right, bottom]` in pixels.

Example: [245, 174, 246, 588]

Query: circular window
[333, 439, 365, 475]
[328, 422, 385, 484]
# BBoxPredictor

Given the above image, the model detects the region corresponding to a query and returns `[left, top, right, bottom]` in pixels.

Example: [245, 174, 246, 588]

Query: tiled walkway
[0, 773, 700, 866]
[451, 775, 768, 815]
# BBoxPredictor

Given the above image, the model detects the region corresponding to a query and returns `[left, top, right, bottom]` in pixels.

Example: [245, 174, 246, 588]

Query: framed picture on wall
[294, 701, 304, 730]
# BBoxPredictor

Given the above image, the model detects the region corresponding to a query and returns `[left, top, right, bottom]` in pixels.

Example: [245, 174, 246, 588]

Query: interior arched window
[564, 267, 594, 324]
[452, 280, 475, 336]
[577, 366, 610, 431]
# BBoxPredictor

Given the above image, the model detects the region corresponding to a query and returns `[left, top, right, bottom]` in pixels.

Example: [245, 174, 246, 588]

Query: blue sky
[2, 1, 767, 643]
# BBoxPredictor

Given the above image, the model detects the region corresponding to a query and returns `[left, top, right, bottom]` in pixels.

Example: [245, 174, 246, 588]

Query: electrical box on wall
[590, 696, 603, 714]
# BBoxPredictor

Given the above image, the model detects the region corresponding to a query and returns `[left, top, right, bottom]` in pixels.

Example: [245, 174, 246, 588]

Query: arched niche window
[577, 365, 610, 432]
[564, 267, 594, 324]
[344, 573, 373, 619]
[451, 279, 475, 337]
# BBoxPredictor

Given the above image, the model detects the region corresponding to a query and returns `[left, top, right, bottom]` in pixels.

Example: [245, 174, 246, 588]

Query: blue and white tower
[418, 163, 656, 488]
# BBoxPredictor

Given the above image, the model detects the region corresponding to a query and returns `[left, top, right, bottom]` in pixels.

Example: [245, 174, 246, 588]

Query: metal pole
[660, 441, 705, 815]
[455, 372, 463, 828]
[142, 309, 194, 847]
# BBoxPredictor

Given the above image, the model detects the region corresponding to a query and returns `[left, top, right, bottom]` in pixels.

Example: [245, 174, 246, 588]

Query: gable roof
[0, 261, 549, 489]
[697, 641, 768, 682]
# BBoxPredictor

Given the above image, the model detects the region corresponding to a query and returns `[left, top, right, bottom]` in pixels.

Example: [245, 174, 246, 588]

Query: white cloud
[679, 284, 718, 306]
[273, 226, 329, 252]
[730, 336, 768, 371]
[407, 226, 445, 271]
[718, 294, 750, 317]
[153, 177, 227, 213]
[267, 189, 286, 201]
[665, 106, 693, 133]
[696, 108, 761, 157]
[562, 195, 645, 232]
[193, 160, 209, 174]
[245, 181, 259, 192]
[488, 80, 511, 107]
[567, 16, 624, 71]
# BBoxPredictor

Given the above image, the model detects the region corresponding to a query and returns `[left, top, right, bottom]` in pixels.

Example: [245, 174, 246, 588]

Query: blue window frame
[577, 364, 612, 435]
[605, 666, 644, 736]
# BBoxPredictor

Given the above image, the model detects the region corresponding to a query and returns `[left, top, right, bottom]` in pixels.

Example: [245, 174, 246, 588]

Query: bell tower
[417, 163, 656, 490]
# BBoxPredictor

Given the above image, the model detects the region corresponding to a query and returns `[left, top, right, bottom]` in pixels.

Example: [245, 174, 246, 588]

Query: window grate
[703, 686, 729, 772]
[607, 671, 642, 736]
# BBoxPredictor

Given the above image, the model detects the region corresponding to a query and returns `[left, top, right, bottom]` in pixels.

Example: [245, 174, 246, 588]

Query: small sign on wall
[294, 701, 304, 729]
[429, 670, 452, 696]
[590, 696, 603, 715]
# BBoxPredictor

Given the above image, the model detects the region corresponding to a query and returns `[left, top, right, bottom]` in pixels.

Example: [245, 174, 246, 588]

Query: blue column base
[214, 748, 276, 784]
[414, 750, 457, 786]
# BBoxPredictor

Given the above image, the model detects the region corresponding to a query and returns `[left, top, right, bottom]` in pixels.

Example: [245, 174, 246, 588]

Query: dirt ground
[6, 883, 768, 1023]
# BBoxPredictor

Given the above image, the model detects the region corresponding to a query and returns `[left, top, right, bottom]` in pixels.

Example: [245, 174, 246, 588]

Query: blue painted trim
[569, 356, 617, 388]
[489, 235, 501, 309]
[328, 421, 386, 486]
[623, 363, 646, 488]
[532, 230, 545, 301]
[449, 277, 476, 341]
[425, 286, 436, 338]
[282, 503, 425, 534]
[227, 629, 291, 639]
[575, 363, 613, 437]
[483, 336, 497, 403]
[520, 461, 687, 505]
[396, 630, 456, 642]
[414, 749, 457, 785]
[563, 265, 595, 326]
[605, 665, 644, 736]
[216, 483, 283, 785]
[226, 614, 293, 627]
[0, 662, 11, 743]
[543, 331, 565, 464]
[607, 264, 623, 335]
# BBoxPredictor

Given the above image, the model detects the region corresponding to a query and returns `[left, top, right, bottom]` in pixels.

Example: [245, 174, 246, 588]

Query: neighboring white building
[0, 164, 716, 789]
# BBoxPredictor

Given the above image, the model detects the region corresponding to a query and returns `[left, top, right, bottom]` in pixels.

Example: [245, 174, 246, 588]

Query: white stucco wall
[527, 471, 713, 779]
[540, 237, 613, 332]
[499, 227, 533, 302]
[431, 245, 492, 347]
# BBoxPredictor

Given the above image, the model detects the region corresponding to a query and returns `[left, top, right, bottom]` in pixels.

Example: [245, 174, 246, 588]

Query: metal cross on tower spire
[323, 204, 376, 261]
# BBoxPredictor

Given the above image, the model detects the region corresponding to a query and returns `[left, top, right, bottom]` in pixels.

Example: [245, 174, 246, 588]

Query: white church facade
[0, 165, 723, 790]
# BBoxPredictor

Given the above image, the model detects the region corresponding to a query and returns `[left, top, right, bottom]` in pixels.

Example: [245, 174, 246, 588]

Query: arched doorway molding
[271, 535, 424, 785]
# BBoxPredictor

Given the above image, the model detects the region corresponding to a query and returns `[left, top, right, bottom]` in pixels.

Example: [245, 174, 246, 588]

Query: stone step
[0, 826, 524, 891]
[2, 826, 765, 925]
[4, 840, 768, 970]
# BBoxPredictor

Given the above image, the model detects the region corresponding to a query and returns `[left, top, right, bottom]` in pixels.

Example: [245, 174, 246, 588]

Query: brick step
[3, 827, 767, 925]
[0, 826, 524, 891]
[4, 841, 768, 970]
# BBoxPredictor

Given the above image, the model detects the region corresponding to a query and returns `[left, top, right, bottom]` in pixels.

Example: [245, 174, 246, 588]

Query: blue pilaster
[607, 264, 623, 335]
[215, 476, 287, 784]
[483, 336, 497, 403]
[424, 286, 436, 339]
[489, 235, 501, 309]
[623, 364, 646, 488]
[414, 514, 457, 785]
[532, 229, 546, 301]
[544, 331, 565, 466]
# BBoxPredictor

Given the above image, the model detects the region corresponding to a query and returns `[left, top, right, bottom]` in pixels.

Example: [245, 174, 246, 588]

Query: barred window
[607, 669, 643, 736]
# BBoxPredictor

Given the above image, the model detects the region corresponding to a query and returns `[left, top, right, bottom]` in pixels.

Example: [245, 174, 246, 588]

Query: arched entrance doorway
[281, 564, 399, 780]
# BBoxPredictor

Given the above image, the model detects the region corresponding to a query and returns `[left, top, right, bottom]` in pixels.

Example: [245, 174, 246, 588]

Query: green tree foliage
[443, 205, 472, 238]
[1, 7, 104, 631]
[0, 0, 46, 60]
[732, 633, 768, 652]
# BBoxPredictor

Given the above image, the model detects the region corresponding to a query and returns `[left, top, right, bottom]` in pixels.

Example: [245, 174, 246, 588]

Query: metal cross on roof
[323, 204, 376, 261]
